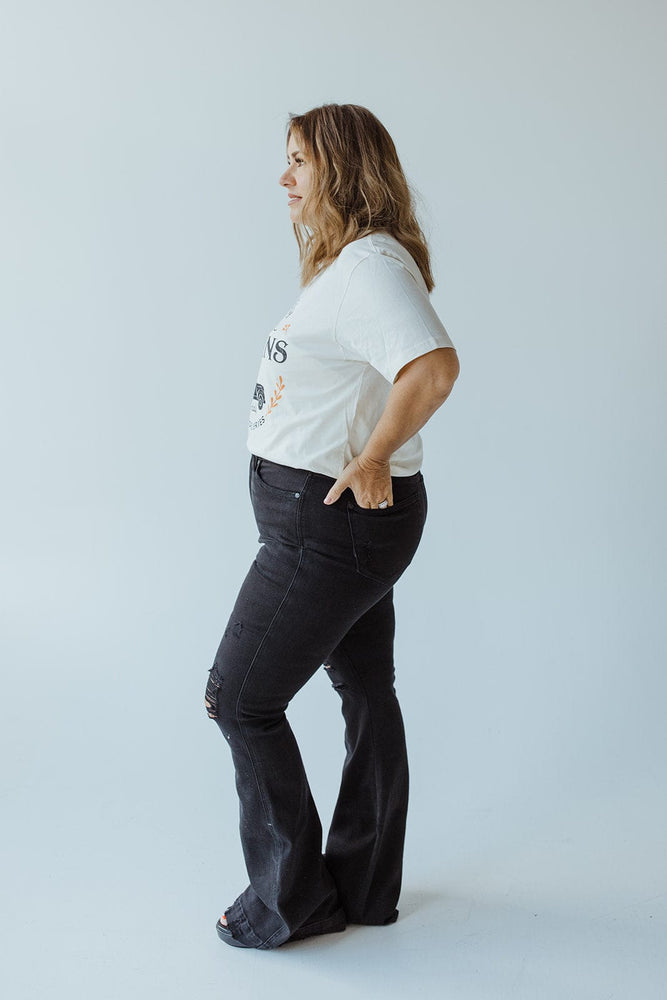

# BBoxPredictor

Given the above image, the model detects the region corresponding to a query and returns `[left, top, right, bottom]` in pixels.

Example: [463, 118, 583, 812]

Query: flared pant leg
[322, 586, 409, 925]
[204, 455, 426, 948]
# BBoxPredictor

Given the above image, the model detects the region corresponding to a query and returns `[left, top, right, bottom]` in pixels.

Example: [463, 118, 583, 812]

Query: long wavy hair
[286, 103, 435, 292]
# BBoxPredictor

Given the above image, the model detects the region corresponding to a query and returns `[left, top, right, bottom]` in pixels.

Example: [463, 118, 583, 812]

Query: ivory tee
[246, 231, 455, 479]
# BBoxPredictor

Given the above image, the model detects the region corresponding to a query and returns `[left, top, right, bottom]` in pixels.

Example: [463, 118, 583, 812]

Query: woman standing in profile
[205, 103, 459, 949]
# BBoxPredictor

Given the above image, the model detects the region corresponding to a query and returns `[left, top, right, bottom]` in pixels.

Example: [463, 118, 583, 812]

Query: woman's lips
[288, 196, 301, 204]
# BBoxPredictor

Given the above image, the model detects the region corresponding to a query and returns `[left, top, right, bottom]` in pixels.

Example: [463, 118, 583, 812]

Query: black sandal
[215, 905, 347, 948]
[216, 917, 253, 949]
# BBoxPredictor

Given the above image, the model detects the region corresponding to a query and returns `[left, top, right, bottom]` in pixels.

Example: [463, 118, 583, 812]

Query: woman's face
[279, 133, 313, 223]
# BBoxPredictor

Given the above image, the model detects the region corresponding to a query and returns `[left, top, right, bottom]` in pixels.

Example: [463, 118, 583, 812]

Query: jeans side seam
[295, 471, 313, 547]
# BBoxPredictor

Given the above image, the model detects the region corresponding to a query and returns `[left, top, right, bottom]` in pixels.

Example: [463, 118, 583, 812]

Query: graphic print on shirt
[264, 331, 289, 363]
[248, 316, 290, 431]
[246, 233, 455, 477]
[266, 375, 285, 414]
[251, 383, 265, 410]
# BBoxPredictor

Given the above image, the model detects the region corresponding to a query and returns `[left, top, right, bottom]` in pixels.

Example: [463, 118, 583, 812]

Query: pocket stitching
[253, 463, 308, 498]
[346, 493, 426, 585]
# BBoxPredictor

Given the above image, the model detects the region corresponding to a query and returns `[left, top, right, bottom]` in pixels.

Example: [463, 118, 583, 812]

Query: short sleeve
[334, 252, 455, 383]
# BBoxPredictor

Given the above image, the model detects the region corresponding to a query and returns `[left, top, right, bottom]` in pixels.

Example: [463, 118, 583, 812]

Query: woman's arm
[323, 347, 460, 507]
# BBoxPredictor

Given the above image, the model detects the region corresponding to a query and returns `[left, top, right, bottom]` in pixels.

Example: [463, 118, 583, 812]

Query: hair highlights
[286, 103, 435, 292]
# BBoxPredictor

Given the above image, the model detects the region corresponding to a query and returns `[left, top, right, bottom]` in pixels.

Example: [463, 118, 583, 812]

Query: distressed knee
[205, 663, 223, 720]
[205, 620, 244, 721]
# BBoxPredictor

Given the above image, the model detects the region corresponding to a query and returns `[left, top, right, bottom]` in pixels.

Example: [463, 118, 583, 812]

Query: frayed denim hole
[323, 662, 347, 692]
[205, 665, 223, 719]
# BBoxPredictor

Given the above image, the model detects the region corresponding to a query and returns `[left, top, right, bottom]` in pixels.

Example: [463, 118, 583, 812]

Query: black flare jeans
[204, 453, 428, 948]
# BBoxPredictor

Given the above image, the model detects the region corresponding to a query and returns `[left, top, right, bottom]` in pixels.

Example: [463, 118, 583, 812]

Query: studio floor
[5, 758, 665, 1000]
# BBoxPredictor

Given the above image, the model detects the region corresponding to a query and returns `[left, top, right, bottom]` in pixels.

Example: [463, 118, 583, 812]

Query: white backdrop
[1, 2, 665, 998]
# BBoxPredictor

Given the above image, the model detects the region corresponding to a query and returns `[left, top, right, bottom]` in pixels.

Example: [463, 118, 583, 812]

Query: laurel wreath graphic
[266, 375, 285, 414]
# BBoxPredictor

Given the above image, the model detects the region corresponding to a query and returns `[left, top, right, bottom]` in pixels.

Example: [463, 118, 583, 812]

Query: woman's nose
[279, 168, 294, 187]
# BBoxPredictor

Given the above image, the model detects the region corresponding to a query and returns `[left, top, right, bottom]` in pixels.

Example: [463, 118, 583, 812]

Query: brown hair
[286, 103, 435, 292]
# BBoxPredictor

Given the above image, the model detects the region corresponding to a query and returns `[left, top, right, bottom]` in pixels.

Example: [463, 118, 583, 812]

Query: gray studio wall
[2, 0, 665, 903]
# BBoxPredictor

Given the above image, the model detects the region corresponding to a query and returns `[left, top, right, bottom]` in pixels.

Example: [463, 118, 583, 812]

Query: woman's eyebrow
[286, 149, 301, 159]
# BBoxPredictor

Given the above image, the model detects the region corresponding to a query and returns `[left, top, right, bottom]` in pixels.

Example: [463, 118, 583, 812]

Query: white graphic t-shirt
[247, 231, 455, 478]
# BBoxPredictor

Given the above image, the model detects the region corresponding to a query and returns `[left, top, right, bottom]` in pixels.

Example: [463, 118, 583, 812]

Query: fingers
[351, 489, 394, 509]
[325, 485, 392, 508]
[323, 480, 343, 505]
[322, 457, 393, 507]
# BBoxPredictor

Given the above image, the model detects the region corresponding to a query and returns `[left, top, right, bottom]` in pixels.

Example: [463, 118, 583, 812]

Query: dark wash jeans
[205, 453, 428, 948]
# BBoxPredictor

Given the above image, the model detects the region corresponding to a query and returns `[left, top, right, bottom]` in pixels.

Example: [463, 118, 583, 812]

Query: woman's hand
[323, 454, 393, 508]
[323, 349, 459, 509]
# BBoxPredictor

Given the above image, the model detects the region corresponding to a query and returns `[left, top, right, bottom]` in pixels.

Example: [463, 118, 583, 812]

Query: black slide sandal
[216, 918, 253, 949]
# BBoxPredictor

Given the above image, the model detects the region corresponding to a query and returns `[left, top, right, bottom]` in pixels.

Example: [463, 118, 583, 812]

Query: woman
[205, 103, 459, 950]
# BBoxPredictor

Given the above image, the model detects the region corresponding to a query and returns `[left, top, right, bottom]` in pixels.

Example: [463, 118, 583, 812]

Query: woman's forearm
[359, 348, 459, 466]
[323, 348, 459, 506]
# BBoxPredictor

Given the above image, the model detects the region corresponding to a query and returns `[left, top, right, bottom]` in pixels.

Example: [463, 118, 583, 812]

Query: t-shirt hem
[385, 337, 455, 384]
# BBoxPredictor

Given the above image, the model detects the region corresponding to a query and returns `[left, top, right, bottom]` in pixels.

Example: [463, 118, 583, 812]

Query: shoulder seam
[332, 254, 373, 348]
